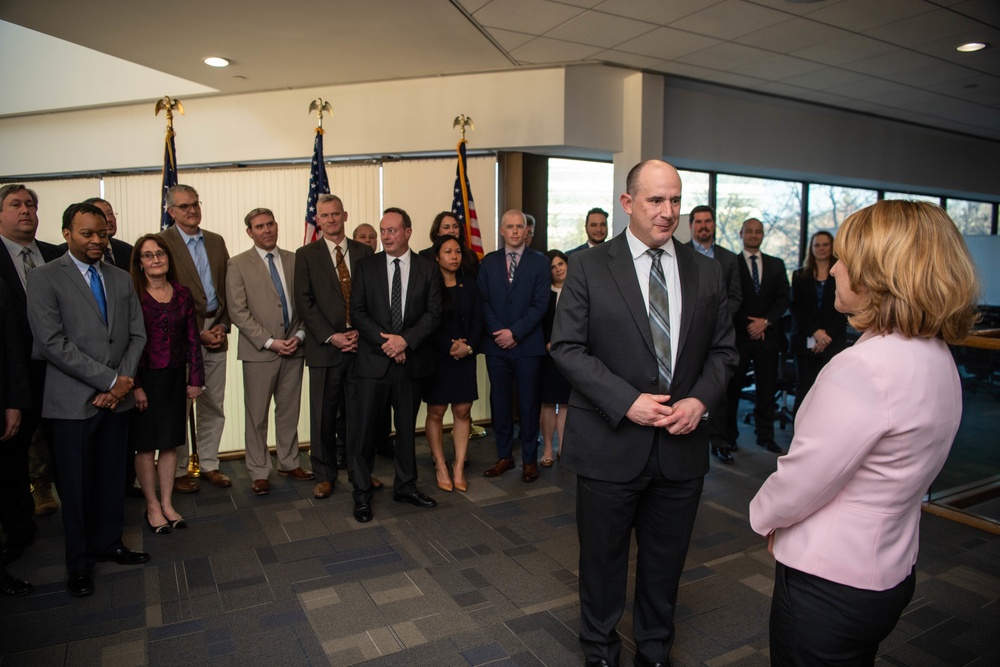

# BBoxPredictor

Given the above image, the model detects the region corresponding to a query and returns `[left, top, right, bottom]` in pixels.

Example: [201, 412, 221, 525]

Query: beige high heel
[435, 460, 453, 492]
[452, 461, 468, 492]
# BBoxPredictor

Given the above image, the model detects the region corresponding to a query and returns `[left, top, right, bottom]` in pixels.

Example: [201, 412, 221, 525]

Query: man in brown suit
[226, 208, 313, 495]
[158, 184, 232, 491]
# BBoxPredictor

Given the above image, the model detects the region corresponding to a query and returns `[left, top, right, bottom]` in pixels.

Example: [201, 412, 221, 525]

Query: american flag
[160, 127, 178, 230]
[451, 139, 484, 259]
[303, 128, 330, 244]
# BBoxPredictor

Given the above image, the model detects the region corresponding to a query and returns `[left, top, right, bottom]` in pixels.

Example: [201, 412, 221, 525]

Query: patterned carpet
[2, 403, 998, 666]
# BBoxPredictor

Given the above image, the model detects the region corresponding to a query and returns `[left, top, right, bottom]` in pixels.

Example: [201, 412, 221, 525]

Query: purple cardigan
[136, 281, 205, 388]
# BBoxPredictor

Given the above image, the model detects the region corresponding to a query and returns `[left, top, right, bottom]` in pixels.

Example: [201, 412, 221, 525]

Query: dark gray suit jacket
[26, 254, 146, 419]
[551, 233, 737, 482]
[690, 241, 742, 319]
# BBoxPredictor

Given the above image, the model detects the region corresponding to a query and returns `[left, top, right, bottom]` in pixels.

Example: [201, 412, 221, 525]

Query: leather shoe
[98, 546, 150, 565]
[483, 458, 516, 477]
[729, 441, 739, 452]
[711, 446, 734, 464]
[758, 439, 784, 454]
[279, 466, 315, 481]
[0, 572, 32, 596]
[634, 654, 672, 667]
[251, 479, 270, 495]
[203, 470, 232, 487]
[353, 501, 373, 523]
[173, 476, 200, 493]
[584, 660, 615, 667]
[393, 490, 437, 508]
[313, 481, 333, 499]
[336, 452, 348, 469]
[521, 463, 539, 483]
[67, 570, 94, 597]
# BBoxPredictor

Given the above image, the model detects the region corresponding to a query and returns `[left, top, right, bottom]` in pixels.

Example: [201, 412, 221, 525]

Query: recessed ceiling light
[203, 57, 230, 67]
[956, 42, 986, 53]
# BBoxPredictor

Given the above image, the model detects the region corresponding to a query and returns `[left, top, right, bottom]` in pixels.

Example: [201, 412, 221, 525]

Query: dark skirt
[540, 354, 571, 404]
[423, 354, 478, 405]
[131, 366, 186, 453]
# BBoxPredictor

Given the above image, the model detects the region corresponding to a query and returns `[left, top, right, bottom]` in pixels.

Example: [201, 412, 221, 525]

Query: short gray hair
[165, 184, 199, 208]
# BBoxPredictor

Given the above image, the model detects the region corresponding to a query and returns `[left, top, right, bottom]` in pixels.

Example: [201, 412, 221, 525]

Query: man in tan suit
[158, 184, 232, 492]
[226, 208, 313, 494]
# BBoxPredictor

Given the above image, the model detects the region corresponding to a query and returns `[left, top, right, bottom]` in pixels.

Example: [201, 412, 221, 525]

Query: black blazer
[734, 251, 790, 351]
[1, 281, 30, 410]
[789, 268, 847, 359]
[689, 241, 742, 319]
[551, 235, 738, 483]
[294, 237, 373, 367]
[350, 250, 442, 380]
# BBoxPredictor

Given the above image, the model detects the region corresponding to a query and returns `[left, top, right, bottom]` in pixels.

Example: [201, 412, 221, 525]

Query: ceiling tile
[509, 36, 603, 64]
[951, 0, 1000, 24]
[741, 0, 850, 17]
[804, 0, 933, 32]
[731, 54, 826, 80]
[617, 26, 722, 60]
[592, 0, 722, 26]
[545, 10, 655, 48]
[486, 28, 536, 52]
[669, 0, 793, 40]
[676, 42, 775, 71]
[887, 60, 984, 87]
[825, 78, 913, 100]
[844, 50, 943, 78]
[473, 0, 584, 34]
[864, 8, 984, 48]
[557, 0, 605, 7]
[781, 67, 871, 90]
[457, 0, 492, 13]
[592, 49, 667, 69]
[736, 16, 848, 52]
[792, 33, 897, 66]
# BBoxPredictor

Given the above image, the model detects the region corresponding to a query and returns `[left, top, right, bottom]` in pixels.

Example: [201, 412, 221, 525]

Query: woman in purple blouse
[129, 234, 204, 534]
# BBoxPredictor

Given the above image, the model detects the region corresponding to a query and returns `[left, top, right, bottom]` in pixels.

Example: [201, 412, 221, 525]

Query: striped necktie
[647, 249, 672, 389]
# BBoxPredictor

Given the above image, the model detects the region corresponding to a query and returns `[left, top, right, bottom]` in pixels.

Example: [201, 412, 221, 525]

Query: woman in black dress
[539, 250, 571, 466]
[423, 236, 482, 492]
[130, 235, 204, 533]
[789, 231, 847, 413]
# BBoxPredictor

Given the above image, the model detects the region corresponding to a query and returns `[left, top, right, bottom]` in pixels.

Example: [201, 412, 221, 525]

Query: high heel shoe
[435, 461, 453, 492]
[144, 511, 171, 535]
[166, 517, 187, 529]
[451, 462, 468, 492]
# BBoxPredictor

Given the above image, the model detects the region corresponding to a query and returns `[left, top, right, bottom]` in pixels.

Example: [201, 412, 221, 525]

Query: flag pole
[155, 96, 183, 231]
[304, 98, 333, 245]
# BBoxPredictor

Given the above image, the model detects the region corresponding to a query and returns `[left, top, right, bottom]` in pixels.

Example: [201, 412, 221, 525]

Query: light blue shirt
[176, 226, 219, 312]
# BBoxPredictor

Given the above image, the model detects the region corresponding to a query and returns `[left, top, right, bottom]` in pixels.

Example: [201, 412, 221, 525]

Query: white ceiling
[1, 0, 998, 139]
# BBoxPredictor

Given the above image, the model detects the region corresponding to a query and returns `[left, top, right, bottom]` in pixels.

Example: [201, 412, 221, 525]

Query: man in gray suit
[26, 202, 149, 598]
[689, 204, 743, 464]
[227, 208, 313, 496]
[552, 161, 737, 667]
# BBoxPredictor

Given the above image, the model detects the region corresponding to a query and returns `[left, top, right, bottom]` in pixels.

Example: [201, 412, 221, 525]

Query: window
[946, 199, 993, 236]
[547, 158, 614, 253]
[807, 184, 877, 241]
[715, 174, 803, 272]
[678, 170, 710, 215]
[884, 191, 941, 204]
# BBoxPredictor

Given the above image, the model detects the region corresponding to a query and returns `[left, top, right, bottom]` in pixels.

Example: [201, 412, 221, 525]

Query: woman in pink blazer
[749, 200, 979, 665]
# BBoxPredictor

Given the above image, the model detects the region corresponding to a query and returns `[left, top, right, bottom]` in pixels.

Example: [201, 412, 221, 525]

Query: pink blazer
[749, 331, 962, 591]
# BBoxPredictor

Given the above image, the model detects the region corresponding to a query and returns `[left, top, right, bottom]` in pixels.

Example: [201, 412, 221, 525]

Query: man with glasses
[158, 185, 232, 492]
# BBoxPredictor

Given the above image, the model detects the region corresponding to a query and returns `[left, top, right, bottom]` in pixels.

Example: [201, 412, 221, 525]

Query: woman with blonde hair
[750, 200, 979, 665]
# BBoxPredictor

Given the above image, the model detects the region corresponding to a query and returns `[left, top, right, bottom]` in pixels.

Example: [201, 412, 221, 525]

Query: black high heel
[166, 517, 187, 529]
[144, 511, 171, 535]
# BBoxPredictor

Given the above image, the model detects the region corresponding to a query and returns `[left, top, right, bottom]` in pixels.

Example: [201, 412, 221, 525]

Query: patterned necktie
[104, 246, 114, 265]
[335, 245, 352, 327]
[266, 253, 290, 330]
[87, 265, 108, 324]
[20, 248, 36, 276]
[508, 251, 517, 282]
[647, 249, 672, 389]
[750, 254, 761, 294]
[390, 258, 403, 333]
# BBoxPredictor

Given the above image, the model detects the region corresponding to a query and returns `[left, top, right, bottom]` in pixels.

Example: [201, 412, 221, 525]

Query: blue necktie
[266, 253, 290, 330]
[87, 265, 108, 324]
[647, 249, 672, 389]
[750, 254, 761, 294]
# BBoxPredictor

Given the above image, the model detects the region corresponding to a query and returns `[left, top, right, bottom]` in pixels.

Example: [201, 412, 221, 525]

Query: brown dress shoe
[31, 481, 59, 515]
[522, 463, 539, 483]
[278, 467, 315, 481]
[313, 482, 333, 499]
[203, 470, 232, 488]
[483, 458, 516, 477]
[370, 475, 384, 489]
[251, 479, 270, 495]
[173, 476, 200, 494]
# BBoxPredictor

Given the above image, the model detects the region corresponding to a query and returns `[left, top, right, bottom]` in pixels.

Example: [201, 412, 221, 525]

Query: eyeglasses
[140, 251, 168, 261]
[172, 201, 201, 211]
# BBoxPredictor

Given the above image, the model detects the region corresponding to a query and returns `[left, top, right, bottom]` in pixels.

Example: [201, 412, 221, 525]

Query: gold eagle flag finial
[309, 98, 333, 131]
[453, 114, 474, 141]
[154, 96, 184, 130]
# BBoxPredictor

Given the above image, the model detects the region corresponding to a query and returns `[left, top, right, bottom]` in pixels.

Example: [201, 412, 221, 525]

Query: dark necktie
[508, 251, 517, 282]
[266, 253, 290, 330]
[750, 254, 761, 294]
[104, 246, 114, 265]
[87, 265, 108, 324]
[647, 249, 672, 389]
[390, 258, 403, 333]
[335, 245, 352, 327]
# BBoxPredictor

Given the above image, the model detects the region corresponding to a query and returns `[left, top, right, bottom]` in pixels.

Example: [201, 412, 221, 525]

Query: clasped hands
[380, 333, 407, 364]
[449, 338, 472, 360]
[330, 330, 359, 353]
[269, 337, 301, 356]
[625, 393, 706, 435]
[493, 328, 516, 350]
[200, 324, 227, 350]
[93, 375, 134, 411]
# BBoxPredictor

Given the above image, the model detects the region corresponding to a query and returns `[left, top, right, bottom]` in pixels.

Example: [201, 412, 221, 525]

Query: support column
[612, 73, 664, 235]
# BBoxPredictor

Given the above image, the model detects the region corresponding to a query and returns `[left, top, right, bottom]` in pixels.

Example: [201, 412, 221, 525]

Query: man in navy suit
[727, 217, 790, 454]
[27, 202, 149, 597]
[478, 210, 550, 482]
[349, 207, 441, 523]
[0, 184, 63, 560]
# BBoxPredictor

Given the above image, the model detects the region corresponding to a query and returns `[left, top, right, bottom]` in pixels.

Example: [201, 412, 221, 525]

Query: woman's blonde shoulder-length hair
[834, 200, 980, 344]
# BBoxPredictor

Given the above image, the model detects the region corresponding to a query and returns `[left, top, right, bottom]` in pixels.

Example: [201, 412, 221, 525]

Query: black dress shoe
[729, 441, 739, 452]
[585, 660, 615, 667]
[393, 490, 437, 508]
[711, 446, 735, 464]
[353, 501, 373, 523]
[98, 546, 150, 565]
[0, 571, 33, 596]
[634, 654, 673, 667]
[336, 452, 348, 470]
[758, 439, 783, 454]
[67, 570, 94, 597]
